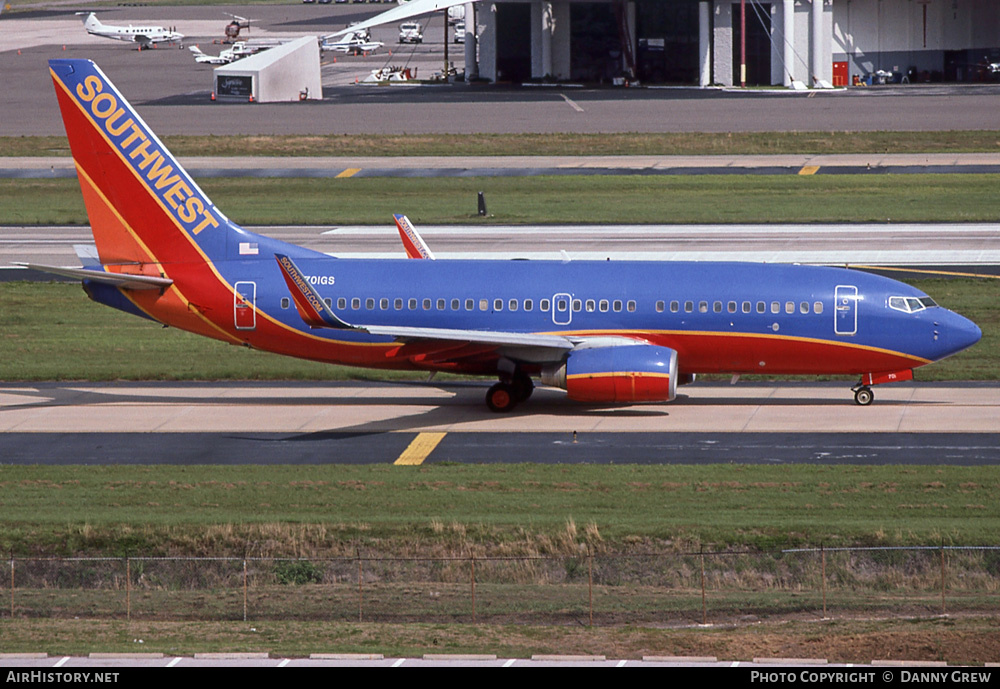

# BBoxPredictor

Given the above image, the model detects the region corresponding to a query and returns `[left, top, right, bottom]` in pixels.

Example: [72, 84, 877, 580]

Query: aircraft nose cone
[942, 311, 981, 357]
[955, 314, 982, 352]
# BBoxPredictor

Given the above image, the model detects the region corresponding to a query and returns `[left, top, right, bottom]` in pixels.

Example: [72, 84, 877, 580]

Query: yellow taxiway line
[394, 432, 447, 465]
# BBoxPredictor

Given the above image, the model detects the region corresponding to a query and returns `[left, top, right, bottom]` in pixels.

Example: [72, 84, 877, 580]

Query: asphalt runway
[4, 6, 1000, 135]
[4, 223, 999, 275]
[2, 381, 998, 464]
[5, 153, 1000, 179]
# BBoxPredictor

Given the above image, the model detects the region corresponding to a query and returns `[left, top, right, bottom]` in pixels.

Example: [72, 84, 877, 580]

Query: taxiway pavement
[5, 223, 999, 275]
[2, 382, 998, 464]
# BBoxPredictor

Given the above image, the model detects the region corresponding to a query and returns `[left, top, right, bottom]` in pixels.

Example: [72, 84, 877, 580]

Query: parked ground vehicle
[398, 22, 423, 44]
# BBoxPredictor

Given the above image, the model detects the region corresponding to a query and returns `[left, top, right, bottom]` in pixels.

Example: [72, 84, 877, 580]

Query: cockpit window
[888, 295, 938, 313]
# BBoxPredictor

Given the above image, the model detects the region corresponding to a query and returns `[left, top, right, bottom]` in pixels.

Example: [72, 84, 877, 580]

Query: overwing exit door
[552, 293, 572, 325]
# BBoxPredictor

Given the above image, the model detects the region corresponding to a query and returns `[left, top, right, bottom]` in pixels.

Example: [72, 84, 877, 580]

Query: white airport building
[462, 0, 1000, 87]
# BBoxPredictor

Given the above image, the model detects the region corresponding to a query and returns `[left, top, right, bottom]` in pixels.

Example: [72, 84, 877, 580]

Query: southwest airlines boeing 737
[28, 59, 981, 412]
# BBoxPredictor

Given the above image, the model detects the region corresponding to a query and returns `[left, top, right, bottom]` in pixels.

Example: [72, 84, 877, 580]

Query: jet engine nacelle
[541, 344, 679, 403]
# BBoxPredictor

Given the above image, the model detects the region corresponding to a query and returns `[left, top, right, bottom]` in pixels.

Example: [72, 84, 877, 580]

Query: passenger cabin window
[655, 300, 665, 313]
[281, 297, 290, 309]
[524, 299, 533, 311]
[541, 299, 551, 311]
[338, 298, 347, 310]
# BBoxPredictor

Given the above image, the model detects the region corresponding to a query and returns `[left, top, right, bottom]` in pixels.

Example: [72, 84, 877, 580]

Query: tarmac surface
[4, 5, 1000, 136]
[5, 153, 1000, 179]
[2, 381, 998, 464]
[5, 223, 999, 274]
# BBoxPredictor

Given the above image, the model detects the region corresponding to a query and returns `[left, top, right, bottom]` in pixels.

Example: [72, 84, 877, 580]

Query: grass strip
[0, 464, 998, 554]
[5, 131, 1000, 158]
[3, 174, 1000, 225]
[0, 618, 996, 663]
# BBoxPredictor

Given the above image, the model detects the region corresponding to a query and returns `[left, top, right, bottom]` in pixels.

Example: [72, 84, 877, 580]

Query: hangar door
[732, 3, 771, 86]
[496, 3, 532, 83]
[570, 3, 623, 82]
[636, 0, 699, 84]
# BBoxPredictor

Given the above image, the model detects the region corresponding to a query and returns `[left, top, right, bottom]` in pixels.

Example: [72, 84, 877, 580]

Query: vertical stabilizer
[49, 59, 235, 267]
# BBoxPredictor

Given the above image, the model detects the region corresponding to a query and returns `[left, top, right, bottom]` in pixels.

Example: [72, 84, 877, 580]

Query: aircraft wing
[325, 0, 477, 39]
[275, 253, 576, 354]
[16, 262, 173, 290]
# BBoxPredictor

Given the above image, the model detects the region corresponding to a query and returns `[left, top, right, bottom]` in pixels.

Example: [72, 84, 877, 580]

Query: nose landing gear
[851, 369, 914, 406]
[852, 384, 874, 406]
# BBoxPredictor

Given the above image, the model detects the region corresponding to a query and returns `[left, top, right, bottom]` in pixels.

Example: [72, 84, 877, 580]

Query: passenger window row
[655, 300, 824, 315]
[279, 297, 642, 313]
[277, 297, 823, 316]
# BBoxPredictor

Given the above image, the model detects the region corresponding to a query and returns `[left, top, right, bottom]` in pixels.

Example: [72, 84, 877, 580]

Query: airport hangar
[460, 0, 1000, 87]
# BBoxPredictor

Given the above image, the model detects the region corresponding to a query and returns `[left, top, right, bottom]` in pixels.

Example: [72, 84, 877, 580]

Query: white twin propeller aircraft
[77, 12, 184, 50]
[320, 31, 384, 56]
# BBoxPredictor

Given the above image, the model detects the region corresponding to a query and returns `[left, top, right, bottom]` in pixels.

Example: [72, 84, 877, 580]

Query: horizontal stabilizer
[15, 262, 172, 290]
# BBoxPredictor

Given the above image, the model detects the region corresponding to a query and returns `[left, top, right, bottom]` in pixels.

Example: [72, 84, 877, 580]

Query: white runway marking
[560, 94, 585, 112]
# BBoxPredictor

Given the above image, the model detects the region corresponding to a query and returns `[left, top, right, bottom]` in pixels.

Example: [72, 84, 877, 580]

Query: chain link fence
[2, 547, 997, 624]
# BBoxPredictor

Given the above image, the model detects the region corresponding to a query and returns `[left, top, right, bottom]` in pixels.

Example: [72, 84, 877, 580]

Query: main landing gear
[486, 372, 534, 413]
